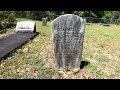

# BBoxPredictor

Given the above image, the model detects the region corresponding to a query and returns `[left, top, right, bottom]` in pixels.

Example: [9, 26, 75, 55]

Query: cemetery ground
[0, 18, 120, 79]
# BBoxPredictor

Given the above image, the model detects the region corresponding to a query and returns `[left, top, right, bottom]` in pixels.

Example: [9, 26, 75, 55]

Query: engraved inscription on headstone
[42, 18, 47, 26]
[52, 14, 86, 70]
[16, 21, 36, 33]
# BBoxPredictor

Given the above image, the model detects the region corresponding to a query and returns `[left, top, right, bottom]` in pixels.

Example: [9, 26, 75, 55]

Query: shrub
[0, 11, 16, 30]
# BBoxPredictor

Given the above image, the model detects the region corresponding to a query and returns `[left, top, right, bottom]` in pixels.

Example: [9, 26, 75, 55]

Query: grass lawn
[0, 18, 120, 79]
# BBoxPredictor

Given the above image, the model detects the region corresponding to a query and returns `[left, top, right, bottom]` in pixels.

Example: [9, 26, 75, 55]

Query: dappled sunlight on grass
[0, 18, 120, 79]
[83, 23, 120, 78]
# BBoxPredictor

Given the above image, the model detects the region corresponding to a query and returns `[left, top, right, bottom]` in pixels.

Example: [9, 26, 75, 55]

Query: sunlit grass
[0, 19, 120, 79]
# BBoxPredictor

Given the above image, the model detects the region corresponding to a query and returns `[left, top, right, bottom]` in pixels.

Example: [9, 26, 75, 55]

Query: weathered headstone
[52, 14, 86, 70]
[16, 21, 36, 33]
[42, 18, 47, 26]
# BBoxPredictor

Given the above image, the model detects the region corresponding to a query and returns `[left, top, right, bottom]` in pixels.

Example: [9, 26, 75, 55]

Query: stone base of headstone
[58, 68, 80, 75]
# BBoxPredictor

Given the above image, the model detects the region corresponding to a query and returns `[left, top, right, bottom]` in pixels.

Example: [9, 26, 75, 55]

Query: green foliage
[14, 11, 120, 21]
[74, 11, 97, 17]
[102, 11, 112, 19]
[15, 11, 27, 18]
[1, 11, 120, 30]
[15, 11, 55, 21]
[0, 11, 16, 30]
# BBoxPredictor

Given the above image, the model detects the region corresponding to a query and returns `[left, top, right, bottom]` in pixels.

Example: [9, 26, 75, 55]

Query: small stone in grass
[104, 33, 109, 36]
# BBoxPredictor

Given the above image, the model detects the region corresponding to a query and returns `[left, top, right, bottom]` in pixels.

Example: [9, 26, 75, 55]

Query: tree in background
[1, 11, 120, 30]
[14, 11, 120, 21]
[15, 11, 55, 21]
[0, 11, 16, 30]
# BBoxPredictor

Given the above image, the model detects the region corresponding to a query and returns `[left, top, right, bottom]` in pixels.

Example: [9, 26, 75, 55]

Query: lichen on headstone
[52, 14, 86, 70]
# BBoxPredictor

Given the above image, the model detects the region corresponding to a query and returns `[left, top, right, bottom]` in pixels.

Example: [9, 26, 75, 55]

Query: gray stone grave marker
[42, 18, 47, 26]
[52, 14, 86, 70]
[16, 21, 36, 33]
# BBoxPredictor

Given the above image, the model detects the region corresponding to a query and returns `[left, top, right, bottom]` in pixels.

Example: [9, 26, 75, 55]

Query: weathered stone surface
[16, 21, 36, 33]
[52, 14, 86, 70]
[42, 18, 47, 26]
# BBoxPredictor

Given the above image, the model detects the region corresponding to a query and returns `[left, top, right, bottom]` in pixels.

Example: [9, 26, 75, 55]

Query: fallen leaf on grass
[26, 68, 39, 79]
[23, 48, 29, 53]
[61, 73, 69, 79]
[0, 64, 4, 67]
[0, 74, 3, 79]
[58, 70, 65, 74]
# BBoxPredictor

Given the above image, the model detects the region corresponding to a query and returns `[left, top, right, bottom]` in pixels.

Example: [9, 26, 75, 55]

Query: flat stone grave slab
[16, 21, 36, 33]
[0, 32, 38, 60]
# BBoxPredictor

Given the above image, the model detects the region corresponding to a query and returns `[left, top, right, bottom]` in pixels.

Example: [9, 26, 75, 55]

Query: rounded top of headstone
[52, 14, 83, 24]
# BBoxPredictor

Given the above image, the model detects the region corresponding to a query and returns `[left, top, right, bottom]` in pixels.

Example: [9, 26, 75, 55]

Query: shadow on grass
[80, 60, 90, 69]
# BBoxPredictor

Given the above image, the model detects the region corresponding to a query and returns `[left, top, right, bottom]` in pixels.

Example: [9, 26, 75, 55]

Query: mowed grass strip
[0, 19, 120, 79]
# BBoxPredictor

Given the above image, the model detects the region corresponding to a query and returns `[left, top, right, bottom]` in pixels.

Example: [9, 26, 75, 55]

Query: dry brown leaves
[58, 69, 93, 79]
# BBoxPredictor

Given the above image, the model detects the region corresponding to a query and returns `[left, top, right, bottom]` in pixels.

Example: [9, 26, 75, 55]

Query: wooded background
[1, 11, 120, 30]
